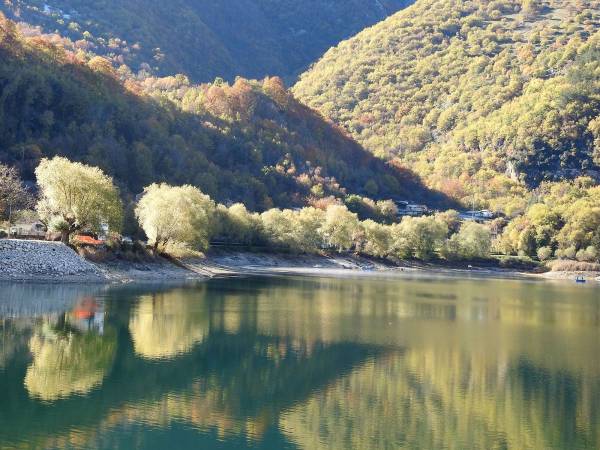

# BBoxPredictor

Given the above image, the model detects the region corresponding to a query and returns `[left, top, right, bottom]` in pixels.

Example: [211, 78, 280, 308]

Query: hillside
[1, 0, 413, 82]
[0, 13, 447, 211]
[294, 0, 600, 212]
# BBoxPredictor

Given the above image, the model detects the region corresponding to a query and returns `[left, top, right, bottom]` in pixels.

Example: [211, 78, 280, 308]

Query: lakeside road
[1, 240, 598, 284]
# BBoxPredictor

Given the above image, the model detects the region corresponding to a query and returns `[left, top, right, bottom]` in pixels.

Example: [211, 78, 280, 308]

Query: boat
[575, 276, 586, 284]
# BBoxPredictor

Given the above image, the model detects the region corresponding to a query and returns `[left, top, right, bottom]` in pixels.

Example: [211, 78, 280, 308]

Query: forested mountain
[295, 0, 600, 212]
[1, 0, 413, 82]
[0, 13, 446, 210]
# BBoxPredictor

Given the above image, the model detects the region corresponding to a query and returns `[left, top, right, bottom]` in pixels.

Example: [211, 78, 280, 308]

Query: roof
[74, 235, 104, 246]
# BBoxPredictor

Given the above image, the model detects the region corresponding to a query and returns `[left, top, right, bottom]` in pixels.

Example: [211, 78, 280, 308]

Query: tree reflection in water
[129, 293, 209, 360]
[25, 325, 116, 401]
[0, 276, 598, 450]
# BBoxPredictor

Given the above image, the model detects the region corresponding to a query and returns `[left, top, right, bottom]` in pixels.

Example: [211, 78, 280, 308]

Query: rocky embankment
[0, 239, 209, 283]
[0, 239, 103, 281]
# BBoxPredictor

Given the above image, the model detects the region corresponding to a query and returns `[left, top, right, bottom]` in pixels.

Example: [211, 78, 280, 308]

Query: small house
[10, 221, 47, 239]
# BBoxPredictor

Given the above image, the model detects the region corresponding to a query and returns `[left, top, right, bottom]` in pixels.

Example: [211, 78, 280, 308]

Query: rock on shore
[0, 239, 103, 281]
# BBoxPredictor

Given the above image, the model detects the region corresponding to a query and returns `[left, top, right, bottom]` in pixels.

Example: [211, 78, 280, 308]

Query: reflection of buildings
[0, 283, 104, 318]
[70, 297, 104, 335]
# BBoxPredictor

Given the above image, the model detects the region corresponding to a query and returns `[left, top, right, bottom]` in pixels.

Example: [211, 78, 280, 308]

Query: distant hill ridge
[294, 0, 600, 212]
[1, 0, 414, 82]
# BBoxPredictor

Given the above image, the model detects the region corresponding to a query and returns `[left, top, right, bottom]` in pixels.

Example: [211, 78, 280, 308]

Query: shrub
[576, 246, 598, 262]
[556, 246, 577, 260]
[536, 246, 553, 261]
[549, 260, 600, 272]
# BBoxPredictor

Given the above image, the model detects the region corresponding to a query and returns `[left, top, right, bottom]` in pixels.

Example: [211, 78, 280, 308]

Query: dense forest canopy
[295, 0, 600, 213]
[0, 12, 446, 211]
[1, 0, 413, 82]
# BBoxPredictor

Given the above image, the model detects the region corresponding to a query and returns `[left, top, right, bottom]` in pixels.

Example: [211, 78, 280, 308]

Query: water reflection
[0, 276, 598, 449]
[0, 284, 104, 318]
[3, 295, 115, 402]
[129, 292, 209, 360]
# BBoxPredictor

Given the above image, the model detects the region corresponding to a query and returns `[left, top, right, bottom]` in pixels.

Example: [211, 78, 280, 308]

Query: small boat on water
[575, 276, 587, 284]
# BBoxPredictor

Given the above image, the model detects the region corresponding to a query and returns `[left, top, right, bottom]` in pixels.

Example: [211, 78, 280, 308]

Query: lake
[0, 274, 599, 449]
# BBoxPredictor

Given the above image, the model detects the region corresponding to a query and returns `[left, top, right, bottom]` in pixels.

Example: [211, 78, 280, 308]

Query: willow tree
[135, 183, 215, 254]
[320, 205, 360, 251]
[0, 163, 32, 227]
[35, 157, 123, 243]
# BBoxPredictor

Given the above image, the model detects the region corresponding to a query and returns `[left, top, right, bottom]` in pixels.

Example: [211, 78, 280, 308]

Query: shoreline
[191, 251, 537, 281]
[1, 242, 598, 284]
[179, 250, 600, 284]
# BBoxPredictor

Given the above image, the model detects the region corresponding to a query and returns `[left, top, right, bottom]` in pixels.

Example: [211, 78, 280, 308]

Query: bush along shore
[2, 156, 600, 283]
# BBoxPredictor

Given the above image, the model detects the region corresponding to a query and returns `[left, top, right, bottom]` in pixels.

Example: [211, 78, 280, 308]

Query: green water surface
[0, 274, 599, 449]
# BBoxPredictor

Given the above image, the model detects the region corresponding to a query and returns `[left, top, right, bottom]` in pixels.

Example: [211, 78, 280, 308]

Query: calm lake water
[0, 274, 599, 450]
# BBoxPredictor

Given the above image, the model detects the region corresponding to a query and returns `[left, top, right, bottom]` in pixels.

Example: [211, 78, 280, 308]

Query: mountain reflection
[281, 350, 600, 450]
[0, 276, 598, 450]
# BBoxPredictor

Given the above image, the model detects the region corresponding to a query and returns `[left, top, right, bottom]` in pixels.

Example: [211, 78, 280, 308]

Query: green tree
[217, 203, 262, 245]
[294, 207, 326, 253]
[576, 246, 598, 262]
[434, 210, 461, 235]
[376, 200, 399, 224]
[35, 157, 122, 243]
[396, 216, 448, 260]
[320, 205, 360, 251]
[135, 183, 215, 253]
[345, 195, 380, 221]
[359, 220, 392, 258]
[556, 204, 600, 258]
[261, 208, 298, 250]
[389, 223, 412, 259]
[443, 222, 492, 260]
[0, 163, 33, 227]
